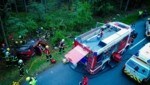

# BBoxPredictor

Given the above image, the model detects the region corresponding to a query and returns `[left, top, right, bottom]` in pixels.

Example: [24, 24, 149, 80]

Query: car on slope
[16, 39, 48, 60]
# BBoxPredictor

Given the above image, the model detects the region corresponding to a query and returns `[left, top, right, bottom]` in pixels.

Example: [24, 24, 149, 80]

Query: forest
[0, 0, 150, 46]
[0, 0, 150, 85]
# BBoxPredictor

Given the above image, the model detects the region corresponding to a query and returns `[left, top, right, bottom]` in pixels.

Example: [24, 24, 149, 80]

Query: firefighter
[1, 43, 6, 55]
[18, 59, 24, 76]
[12, 55, 18, 66]
[79, 76, 89, 85]
[138, 10, 143, 18]
[5, 48, 11, 67]
[18, 35, 25, 45]
[59, 39, 65, 53]
[97, 28, 104, 39]
[26, 77, 37, 85]
[36, 27, 44, 37]
[45, 45, 52, 62]
[14, 40, 19, 48]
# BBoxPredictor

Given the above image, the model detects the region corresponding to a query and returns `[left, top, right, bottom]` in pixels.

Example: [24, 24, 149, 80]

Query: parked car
[145, 18, 150, 38]
[16, 39, 48, 60]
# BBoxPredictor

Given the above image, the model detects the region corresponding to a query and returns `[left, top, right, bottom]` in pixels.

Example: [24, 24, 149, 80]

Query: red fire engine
[65, 22, 137, 74]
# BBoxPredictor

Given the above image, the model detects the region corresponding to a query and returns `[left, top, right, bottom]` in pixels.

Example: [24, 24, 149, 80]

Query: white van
[123, 43, 150, 84]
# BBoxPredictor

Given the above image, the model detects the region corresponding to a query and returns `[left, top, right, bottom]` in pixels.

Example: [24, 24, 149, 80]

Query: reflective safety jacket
[29, 77, 37, 85]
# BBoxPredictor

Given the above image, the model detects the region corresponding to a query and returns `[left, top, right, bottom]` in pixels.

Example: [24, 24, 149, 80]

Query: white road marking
[129, 38, 146, 50]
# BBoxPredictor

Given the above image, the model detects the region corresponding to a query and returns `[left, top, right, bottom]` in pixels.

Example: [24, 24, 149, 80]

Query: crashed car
[145, 18, 150, 38]
[16, 39, 48, 60]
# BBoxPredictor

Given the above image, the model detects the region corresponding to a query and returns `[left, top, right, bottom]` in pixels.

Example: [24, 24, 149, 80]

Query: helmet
[5, 51, 10, 56]
[41, 27, 43, 29]
[46, 45, 49, 49]
[38, 44, 41, 46]
[18, 59, 23, 64]
[15, 41, 18, 44]
[26, 77, 30, 81]
[7, 48, 10, 51]
[19, 35, 22, 39]
[20, 40, 23, 44]
[62, 39, 65, 42]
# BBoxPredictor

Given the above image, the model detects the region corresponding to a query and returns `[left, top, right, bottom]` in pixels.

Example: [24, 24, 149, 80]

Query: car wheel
[142, 78, 150, 85]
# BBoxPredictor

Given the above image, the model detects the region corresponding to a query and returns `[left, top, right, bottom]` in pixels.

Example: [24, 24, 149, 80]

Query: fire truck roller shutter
[65, 45, 89, 65]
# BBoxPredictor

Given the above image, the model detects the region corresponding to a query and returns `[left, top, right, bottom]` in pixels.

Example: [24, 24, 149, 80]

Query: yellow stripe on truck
[124, 70, 141, 83]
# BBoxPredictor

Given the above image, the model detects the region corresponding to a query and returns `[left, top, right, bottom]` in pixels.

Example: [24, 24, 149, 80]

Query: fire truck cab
[65, 22, 136, 74]
[123, 43, 150, 84]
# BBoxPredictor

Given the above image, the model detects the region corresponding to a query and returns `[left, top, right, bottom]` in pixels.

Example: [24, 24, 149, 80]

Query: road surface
[23, 18, 149, 85]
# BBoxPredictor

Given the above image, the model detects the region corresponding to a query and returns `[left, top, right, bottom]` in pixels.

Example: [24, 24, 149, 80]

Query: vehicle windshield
[127, 59, 149, 76]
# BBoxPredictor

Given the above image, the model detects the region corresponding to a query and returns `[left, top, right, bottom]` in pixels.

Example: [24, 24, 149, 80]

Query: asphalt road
[22, 18, 149, 85]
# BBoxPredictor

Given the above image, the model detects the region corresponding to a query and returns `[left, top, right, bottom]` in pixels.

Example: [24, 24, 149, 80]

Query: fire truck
[65, 22, 137, 74]
[123, 43, 150, 84]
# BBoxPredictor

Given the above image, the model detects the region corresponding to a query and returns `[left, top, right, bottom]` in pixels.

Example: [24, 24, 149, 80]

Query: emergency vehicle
[65, 21, 137, 74]
[123, 43, 150, 84]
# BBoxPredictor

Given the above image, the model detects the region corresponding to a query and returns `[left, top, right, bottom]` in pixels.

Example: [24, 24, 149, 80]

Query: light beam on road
[129, 38, 146, 50]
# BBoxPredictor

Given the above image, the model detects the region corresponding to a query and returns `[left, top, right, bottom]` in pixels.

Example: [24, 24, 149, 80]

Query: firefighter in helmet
[138, 10, 143, 18]
[26, 77, 37, 85]
[59, 39, 65, 53]
[5, 48, 11, 67]
[18, 59, 24, 76]
[45, 45, 52, 62]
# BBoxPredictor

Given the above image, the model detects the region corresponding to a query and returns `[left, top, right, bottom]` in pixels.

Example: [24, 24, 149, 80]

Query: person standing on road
[79, 76, 89, 85]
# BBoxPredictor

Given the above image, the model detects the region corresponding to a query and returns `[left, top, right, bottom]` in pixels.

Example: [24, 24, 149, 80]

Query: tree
[28, 2, 46, 21]
[6, 17, 27, 38]
[0, 17, 8, 47]
[89, 0, 116, 16]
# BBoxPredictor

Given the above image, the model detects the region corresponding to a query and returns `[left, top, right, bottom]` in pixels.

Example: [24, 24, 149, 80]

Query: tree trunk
[44, 0, 47, 13]
[2, 0, 5, 5]
[23, 0, 27, 12]
[125, 0, 130, 11]
[0, 17, 8, 47]
[14, 0, 18, 13]
[120, 0, 124, 9]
